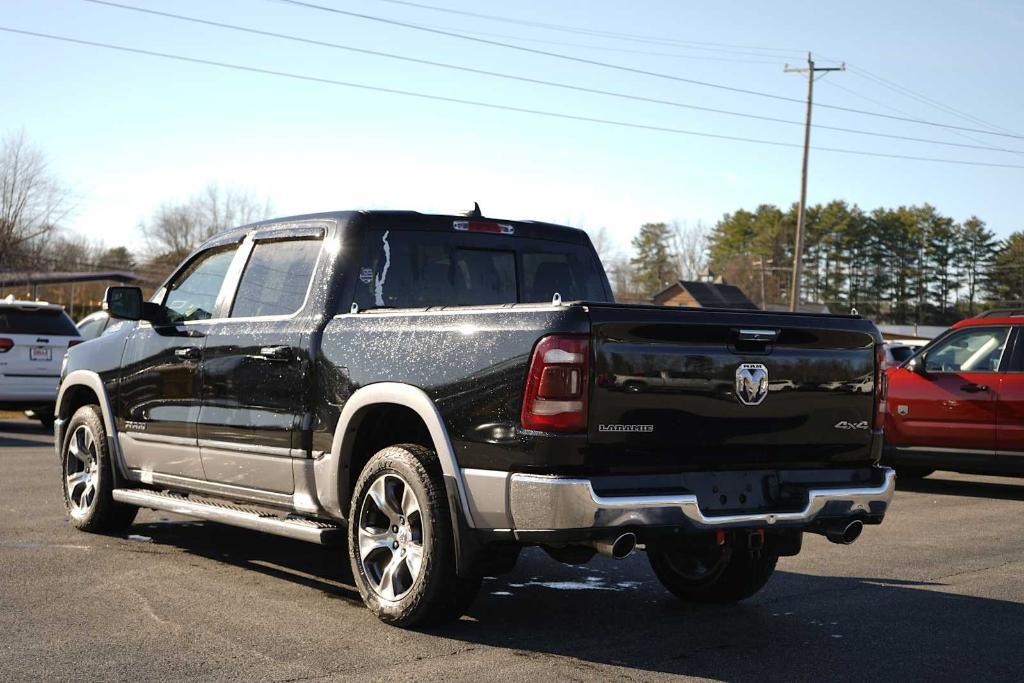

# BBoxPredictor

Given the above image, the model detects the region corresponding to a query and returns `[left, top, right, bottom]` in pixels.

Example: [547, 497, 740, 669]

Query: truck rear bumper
[505, 467, 895, 533]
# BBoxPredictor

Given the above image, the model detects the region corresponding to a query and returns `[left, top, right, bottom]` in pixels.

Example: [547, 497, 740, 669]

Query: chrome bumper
[508, 467, 896, 531]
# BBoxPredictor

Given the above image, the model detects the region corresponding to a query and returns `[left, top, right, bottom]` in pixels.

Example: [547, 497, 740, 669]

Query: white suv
[0, 296, 82, 428]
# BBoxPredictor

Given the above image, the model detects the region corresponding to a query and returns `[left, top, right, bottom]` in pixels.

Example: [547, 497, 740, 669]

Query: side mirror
[104, 286, 144, 320]
[907, 356, 928, 375]
[104, 286, 165, 324]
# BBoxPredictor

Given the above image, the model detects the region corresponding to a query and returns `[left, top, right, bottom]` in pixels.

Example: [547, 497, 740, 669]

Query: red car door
[886, 325, 1009, 457]
[996, 327, 1024, 464]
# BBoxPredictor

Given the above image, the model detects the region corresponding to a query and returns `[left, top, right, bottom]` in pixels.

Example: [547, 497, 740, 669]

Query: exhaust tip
[826, 520, 864, 545]
[610, 532, 637, 559]
[591, 532, 637, 559]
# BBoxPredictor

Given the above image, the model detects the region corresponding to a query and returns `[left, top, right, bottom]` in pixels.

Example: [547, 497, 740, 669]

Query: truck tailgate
[587, 305, 880, 470]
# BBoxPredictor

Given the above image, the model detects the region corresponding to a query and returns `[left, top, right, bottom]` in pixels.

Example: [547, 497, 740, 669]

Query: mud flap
[444, 474, 481, 577]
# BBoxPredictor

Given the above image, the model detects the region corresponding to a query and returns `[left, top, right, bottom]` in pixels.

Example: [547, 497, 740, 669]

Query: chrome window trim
[224, 230, 327, 321]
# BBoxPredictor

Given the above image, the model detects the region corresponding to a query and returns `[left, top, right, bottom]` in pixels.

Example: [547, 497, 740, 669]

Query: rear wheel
[648, 539, 778, 603]
[61, 405, 138, 533]
[348, 444, 481, 627]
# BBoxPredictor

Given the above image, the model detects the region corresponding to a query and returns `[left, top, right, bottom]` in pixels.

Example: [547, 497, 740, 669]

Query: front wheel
[61, 405, 138, 533]
[348, 444, 481, 627]
[648, 540, 778, 604]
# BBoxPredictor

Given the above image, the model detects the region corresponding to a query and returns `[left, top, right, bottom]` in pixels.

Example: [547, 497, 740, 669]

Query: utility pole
[784, 52, 844, 311]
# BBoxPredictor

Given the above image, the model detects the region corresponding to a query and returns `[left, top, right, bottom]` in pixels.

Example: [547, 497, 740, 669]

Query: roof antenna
[464, 202, 483, 219]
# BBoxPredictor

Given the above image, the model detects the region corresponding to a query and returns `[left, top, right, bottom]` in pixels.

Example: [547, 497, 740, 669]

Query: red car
[884, 311, 1024, 478]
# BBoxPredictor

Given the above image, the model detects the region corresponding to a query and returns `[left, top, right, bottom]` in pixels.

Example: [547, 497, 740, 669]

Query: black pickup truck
[55, 209, 894, 626]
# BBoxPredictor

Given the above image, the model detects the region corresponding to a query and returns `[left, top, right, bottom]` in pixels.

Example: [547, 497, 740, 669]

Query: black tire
[897, 466, 933, 480]
[348, 444, 481, 627]
[648, 541, 778, 604]
[61, 405, 138, 533]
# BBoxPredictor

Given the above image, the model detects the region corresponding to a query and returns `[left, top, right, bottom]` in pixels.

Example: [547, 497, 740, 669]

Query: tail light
[0, 338, 13, 353]
[521, 334, 589, 432]
[873, 343, 887, 430]
[68, 339, 83, 348]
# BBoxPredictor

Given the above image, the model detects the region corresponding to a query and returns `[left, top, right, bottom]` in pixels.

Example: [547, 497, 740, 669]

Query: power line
[816, 53, 1020, 146]
[847, 64, 1021, 137]
[274, 0, 1024, 141]
[818, 79, 1020, 155]
[364, 0, 806, 55]
[80, 1, 1023, 155]
[3, 26, 1023, 169]
[412, 22, 787, 64]
[271, 0, 815, 105]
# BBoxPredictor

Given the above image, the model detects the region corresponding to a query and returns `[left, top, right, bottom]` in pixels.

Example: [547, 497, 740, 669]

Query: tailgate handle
[174, 347, 201, 360]
[258, 345, 293, 361]
[737, 329, 778, 343]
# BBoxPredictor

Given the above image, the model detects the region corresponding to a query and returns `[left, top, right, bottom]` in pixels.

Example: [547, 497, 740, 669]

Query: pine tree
[630, 222, 678, 298]
[959, 217, 999, 316]
[988, 231, 1024, 308]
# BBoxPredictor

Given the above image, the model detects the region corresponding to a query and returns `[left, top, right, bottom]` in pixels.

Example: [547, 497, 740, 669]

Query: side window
[163, 246, 237, 323]
[521, 250, 605, 303]
[924, 327, 1010, 373]
[230, 238, 322, 318]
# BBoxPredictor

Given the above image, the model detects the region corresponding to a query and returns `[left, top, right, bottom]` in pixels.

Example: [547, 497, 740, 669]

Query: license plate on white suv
[30, 346, 52, 361]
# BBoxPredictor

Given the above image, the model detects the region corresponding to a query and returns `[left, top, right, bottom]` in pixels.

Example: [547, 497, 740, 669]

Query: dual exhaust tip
[588, 522, 860, 559]
[825, 519, 863, 545]
[591, 532, 637, 559]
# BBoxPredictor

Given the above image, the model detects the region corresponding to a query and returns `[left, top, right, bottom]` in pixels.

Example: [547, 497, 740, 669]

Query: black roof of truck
[209, 210, 593, 248]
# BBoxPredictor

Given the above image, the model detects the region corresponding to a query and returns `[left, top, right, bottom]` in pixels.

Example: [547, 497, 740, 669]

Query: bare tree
[585, 226, 615, 266]
[0, 131, 73, 267]
[670, 221, 708, 281]
[141, 184, 272, 264]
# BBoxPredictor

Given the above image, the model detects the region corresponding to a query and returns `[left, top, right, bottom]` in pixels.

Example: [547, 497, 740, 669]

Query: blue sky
[2, 0, 1022, 255]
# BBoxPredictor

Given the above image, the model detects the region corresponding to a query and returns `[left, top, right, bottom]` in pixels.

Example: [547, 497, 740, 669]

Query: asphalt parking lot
[2, 417, 1024, 682]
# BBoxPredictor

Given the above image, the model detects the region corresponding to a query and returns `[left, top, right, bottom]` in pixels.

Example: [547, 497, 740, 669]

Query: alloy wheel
[357, 472, 425, 601]
[65, 424, 100, 519]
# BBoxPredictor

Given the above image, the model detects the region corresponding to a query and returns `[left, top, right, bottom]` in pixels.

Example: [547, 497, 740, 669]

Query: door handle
[174, 346, 201, 360]
[960, 383, 989, 393]
[258, 345, 293, 361]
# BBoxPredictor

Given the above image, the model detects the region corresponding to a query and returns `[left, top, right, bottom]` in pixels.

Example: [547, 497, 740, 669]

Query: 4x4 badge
[735, 363, 769, 406]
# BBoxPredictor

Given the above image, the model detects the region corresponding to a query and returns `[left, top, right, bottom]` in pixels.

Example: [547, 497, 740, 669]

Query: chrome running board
[112, 489, 342, 545]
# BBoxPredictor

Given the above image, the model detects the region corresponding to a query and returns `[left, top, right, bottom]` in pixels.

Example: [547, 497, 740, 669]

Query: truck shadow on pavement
[898, 474, 1024, 502]
[129, 520, 1024, 680]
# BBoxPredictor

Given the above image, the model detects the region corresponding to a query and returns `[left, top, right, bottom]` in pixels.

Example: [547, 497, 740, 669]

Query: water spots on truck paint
[373, 230, 391, 307]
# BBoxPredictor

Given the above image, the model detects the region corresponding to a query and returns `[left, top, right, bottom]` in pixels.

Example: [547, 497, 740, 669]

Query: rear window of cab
[353, 229, 607, 310]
